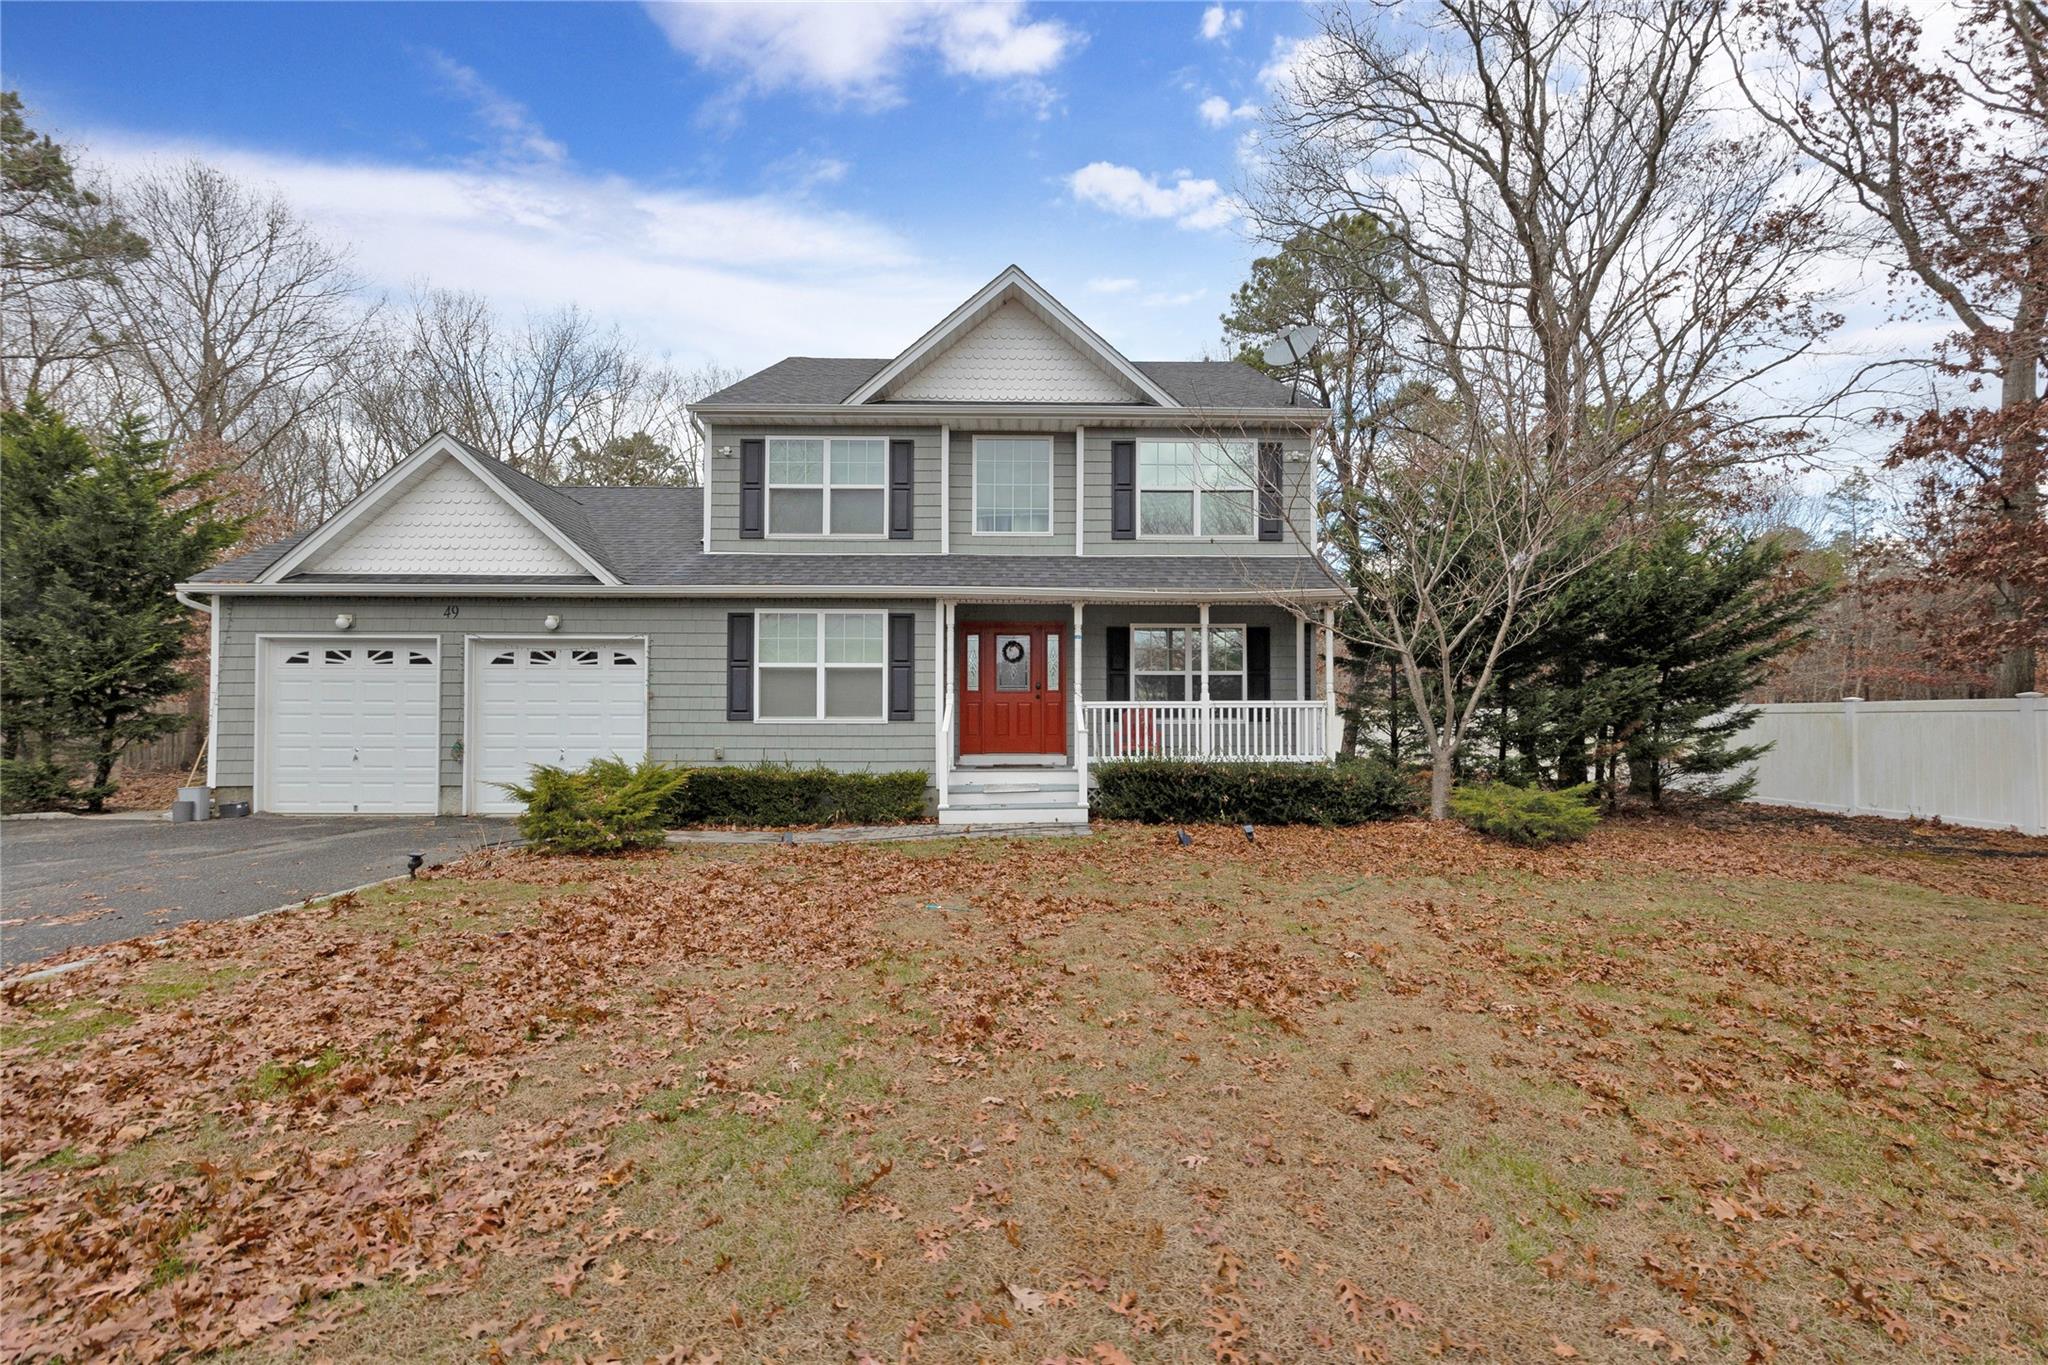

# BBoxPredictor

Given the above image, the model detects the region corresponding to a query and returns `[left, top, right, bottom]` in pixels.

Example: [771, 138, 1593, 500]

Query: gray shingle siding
[214, 595, 937, 813]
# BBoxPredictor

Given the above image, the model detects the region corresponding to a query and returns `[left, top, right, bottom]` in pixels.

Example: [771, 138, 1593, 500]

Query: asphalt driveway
[0, 815, 518, 969]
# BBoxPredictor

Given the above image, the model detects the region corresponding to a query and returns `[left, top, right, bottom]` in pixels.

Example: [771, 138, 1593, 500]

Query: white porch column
[1074, 425, 1087, 556]
[939, 425, 952, 555]
[1198, 601, 1212, 759]
[1072, 602, 1087, 796]
[1322, 606, 1339, 759]
[935, 598, 951, 810]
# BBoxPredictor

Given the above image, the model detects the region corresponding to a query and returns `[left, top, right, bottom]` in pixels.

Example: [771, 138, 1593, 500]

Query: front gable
[849, 265, 1177, 407]
[260, 435, 615, 583]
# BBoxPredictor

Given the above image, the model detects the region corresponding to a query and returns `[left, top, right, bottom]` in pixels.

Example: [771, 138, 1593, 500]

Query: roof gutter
[687, 402, 1330, 425]
[176, 580, 1349, 603]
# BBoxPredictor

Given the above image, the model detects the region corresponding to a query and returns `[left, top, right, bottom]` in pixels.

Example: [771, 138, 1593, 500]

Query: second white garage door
[468, 639, 649, 814]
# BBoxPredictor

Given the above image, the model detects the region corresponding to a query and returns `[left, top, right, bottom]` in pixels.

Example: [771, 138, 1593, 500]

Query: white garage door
[261, 639, 441, 814]
[469, 640, 648, 814]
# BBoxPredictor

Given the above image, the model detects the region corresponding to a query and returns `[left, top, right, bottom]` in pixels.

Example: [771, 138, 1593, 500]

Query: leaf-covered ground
[3, 810, 2044, 1362]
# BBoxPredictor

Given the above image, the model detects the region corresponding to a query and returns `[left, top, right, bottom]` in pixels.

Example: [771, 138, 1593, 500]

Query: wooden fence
[115, 691, 206, 775]
[1734, 695, 2046, 836]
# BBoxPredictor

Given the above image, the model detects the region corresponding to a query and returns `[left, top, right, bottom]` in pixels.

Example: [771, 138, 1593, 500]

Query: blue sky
[6, 1, 1320, 373]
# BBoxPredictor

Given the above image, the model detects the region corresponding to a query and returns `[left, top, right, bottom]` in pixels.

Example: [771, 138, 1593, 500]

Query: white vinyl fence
[1734, 695, 2046, 835]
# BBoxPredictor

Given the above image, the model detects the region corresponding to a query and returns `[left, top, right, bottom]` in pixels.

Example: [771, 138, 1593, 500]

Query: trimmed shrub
[502, 756, 688, 855]
[663, 765, 928, 828]
[1450, 782, 1600, 846]
[1091, 759, 1415, 826]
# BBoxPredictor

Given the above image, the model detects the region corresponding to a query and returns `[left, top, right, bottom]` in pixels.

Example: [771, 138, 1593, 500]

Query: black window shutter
[738, 439, 766, 539]
[1257, 442, 1284, 542]
[888, 439, 915, 540]
[1105, 625, 1131, 701]
[1247, 626, 1272, 700]
[1110, 440, 1136, 540]
[1302, 622, 1315, 700]
[725, 613, 753, 720]
[887, 612, 915, 720]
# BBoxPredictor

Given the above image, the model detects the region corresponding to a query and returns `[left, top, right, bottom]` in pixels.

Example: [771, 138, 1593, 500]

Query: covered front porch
[931, 597, 1341, 825]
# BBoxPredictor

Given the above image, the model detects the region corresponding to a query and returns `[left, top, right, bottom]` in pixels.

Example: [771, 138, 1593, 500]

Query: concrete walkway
[666, 822, 1091, 845]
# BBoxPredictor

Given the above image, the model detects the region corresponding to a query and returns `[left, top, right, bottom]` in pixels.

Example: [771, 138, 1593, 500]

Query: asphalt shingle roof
[696, 357, 1304, 409]
[191, 486, 1340, 598]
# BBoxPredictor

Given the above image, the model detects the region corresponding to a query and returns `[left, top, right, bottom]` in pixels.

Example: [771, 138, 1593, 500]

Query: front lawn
[3, 812, 2044, 1360]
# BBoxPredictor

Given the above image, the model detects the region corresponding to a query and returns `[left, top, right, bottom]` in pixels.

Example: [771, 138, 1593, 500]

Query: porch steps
[939, 770, 1088, 827]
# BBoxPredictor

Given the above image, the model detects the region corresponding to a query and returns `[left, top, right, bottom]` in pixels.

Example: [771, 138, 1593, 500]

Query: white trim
[692, 402, 1324, 424]
[751, 609, 892, 724]
[188, 580, 1350, 604]
[460, 633, 649, 814]
[939, 425, 952, 554]
[694, 413, 713, 554]
[968, 434, 1057, 537]
[1072, 602, 1086, 800]
[934, 598, 949, 804]
[208, 597, 220, 788]
[259, 434, 620, 586]
[845, 266, 1179, 408]
[1074, 425, 1086, 556]
[762, 433, 900, 541]
[1134, 436, 1258, 542]
[1322, 606, 1339, 759]
[253, 633, 442, 815]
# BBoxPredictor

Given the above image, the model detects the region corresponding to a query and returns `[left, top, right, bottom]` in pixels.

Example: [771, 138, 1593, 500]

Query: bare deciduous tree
[1249, 0, 1847, 815]
[1729, 0, 2047, 695]
[93, 161, 368, 465]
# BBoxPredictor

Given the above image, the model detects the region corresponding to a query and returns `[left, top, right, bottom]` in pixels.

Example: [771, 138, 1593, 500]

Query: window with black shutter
[738, 439, 766, 539]
[1109, 440, 1136, 540]
[726, 613, 753, 720]
[888, 439, 915, 540]
[1257, 442, 1284, 541]
[888, 613, 915, 719]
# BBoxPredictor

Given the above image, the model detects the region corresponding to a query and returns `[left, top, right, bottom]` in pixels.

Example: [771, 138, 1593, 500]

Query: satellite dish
[1259, 323, 1323, 369]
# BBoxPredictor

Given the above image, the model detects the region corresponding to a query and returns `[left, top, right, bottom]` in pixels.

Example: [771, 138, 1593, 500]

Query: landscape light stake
[406, 853, 424, 879]
[1177, 829, 1193, 847]
[1242, 824, 1256, 845]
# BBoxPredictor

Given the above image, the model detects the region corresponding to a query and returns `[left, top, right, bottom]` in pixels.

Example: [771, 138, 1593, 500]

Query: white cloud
[643, 2, 1078, 110]
[1067, 161, 1236, 231]
[422, 51, 566, 167]
[1197, 95, 1257, 128]
[1142, 287, 1206, 308]
[79, 130, 969, 372]
[1087, 276, 1139, 293]
[1199, 5, 1243, 42]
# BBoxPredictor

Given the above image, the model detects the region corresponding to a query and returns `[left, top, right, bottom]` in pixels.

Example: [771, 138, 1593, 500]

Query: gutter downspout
[176, 591, 219, 789]
[691, 413, 713, 553]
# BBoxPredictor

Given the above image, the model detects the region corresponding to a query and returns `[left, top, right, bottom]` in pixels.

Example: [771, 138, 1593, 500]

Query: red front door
[957, 622, 1067, 757]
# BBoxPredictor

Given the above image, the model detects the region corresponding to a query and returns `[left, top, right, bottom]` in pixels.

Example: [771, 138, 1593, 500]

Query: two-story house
[179, 267, 1346, 824]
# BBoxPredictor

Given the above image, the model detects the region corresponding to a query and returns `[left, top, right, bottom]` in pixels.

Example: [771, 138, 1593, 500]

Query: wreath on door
[1000, 640, 1026, 664]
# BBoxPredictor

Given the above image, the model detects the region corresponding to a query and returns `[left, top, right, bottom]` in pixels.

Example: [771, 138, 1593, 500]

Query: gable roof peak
[844, 265, 1179, 408]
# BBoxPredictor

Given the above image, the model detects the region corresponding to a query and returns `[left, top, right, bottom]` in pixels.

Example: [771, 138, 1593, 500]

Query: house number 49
[442, 605, 460, 618]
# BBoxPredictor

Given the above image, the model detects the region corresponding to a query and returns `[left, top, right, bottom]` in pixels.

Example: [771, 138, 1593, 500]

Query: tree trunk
[1428, 745, 1454, 820]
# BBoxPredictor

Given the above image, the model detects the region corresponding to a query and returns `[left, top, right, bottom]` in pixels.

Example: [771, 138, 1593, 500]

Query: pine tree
[0, 398, 241, 810]
[1493, 522, 1824, 804]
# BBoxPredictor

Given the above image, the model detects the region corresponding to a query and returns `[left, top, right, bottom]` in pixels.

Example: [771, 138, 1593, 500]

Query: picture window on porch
[755, 610, 887, 721]
[973, 436, 1053, 534]
[767, 437, 886, 536]
[1132, 625, 1247, 701]
[1137, 439, 1254, 538]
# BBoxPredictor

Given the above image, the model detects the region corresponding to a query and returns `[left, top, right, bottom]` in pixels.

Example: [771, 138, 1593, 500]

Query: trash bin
[176, 785, 211, 820]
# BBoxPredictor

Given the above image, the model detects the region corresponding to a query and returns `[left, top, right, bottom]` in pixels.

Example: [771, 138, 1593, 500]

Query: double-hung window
[755, 611, 887, 721]
[1131, 625, 1248, 701]
[1137, 439, 1254, 538]
[973, 436, 1053, 535]
[768, 437, 886, 536]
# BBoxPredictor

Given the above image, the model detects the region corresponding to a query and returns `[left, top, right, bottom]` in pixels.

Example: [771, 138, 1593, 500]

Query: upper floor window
[973, 436, 1053, 535]
[1138, 439, 1254, 538]
[769, 437, 886, 537]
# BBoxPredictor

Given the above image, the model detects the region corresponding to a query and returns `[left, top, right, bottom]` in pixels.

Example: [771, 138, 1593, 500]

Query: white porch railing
[1083, 701, 1331, 763]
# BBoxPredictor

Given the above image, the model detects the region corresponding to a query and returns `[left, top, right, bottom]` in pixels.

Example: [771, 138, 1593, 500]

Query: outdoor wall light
[543, 614, 561, 631]
[333, 613, 354, 631]
[717, 445, 734, 459]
